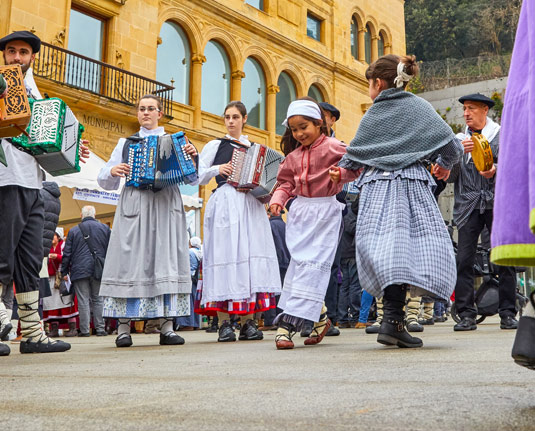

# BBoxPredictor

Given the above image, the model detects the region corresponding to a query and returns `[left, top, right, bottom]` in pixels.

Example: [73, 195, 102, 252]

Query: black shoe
[20, 337, 71, 354]
[78, 332, 90, 337]
[96, 330, 108, 337]
[238, 319, 263, 340]
[0, 322, 13, 340]
[418, 318, 435, 325]
[160, 331, 185, 345]
[453, 317, 477, 331]
[511, 316, 535, 370]
[300, 322, 313, 338]
[0, 342, 10, 356]
[377, 319, 423, 348]
[115, 334, 133, 348]
[434, 316, 447, 323]
[205, 324, 218, 333]
[406, 321, 424, 332]
[500, 316, 518, 330]
[217, 322, 236, 342]
[365, 323, 381, 334]
[325, 325, 340, 336]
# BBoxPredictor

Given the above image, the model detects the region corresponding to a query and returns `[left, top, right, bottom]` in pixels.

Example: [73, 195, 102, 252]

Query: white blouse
[197, 134, 251, 185]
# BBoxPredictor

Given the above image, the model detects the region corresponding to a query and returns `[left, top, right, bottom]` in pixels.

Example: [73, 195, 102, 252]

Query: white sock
[0, 300, 9, 325]
[16, 291, 48, 342]
[159, 318, 174, 334]
[118, 319, 131, 337]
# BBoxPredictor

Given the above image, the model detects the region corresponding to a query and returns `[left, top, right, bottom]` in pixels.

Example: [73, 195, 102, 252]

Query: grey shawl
[343, 88, 458, 171]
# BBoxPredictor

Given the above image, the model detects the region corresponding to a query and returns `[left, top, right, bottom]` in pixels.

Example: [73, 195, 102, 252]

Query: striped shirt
[449, 119, 500, 230]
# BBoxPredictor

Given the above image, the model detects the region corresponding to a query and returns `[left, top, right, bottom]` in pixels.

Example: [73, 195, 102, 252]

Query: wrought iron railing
[418, 54, 511, 92]
[34, 42, 174, 116]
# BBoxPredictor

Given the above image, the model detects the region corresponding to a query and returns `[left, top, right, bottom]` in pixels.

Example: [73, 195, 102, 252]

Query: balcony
[34, 42, 174, 116]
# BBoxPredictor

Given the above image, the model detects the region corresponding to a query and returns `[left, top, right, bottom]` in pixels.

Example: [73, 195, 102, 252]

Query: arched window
[156, 21, 190, 105]
[201, 40, 230, 115]
[350, 17, 359, 60]
[378, 32, 385, 57]
[242, 57, 266, 130]
[364, 24, 372, 64]
[307, 85, 324, 103]
[276, 72, 296, 136]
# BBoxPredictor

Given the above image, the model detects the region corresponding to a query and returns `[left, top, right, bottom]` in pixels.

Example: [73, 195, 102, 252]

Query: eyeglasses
[138, 106, 160, 112]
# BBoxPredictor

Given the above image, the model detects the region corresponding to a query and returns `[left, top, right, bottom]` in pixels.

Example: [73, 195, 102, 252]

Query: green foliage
[405, 0, 522, 61]
[436, 109, 464, 134]
[491, 91, 504, 122]
[406, 74, 425, 93]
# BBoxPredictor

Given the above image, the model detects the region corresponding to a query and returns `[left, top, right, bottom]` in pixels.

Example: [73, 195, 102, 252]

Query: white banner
[72, 188, 120, 205]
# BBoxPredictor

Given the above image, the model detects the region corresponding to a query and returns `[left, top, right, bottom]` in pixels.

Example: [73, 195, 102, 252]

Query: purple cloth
[491, 0, 535, 265]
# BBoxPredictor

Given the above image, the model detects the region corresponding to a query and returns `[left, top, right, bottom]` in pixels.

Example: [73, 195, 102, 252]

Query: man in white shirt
[0, 31, 88, 356]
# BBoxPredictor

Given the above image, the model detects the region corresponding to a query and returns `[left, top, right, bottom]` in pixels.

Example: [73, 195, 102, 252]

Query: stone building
[1, 0, 406, 225]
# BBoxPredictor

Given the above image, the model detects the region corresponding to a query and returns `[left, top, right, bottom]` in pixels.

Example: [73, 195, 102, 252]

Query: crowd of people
[0, 8, 533, 371]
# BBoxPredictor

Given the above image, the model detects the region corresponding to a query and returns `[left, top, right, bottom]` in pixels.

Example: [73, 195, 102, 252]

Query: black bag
[58, 278, 71, 296]
[79, 222, 105, 280]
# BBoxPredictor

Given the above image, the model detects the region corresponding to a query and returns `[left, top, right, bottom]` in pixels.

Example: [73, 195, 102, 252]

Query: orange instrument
[471, 133, 494, 172]
[0, 64, 31, 138]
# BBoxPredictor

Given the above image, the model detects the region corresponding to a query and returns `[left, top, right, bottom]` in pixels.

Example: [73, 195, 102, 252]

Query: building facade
[2, 0, 406, 223]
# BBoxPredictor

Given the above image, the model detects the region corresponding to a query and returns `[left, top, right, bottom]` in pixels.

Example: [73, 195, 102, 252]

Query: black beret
[0, 31, 41, 53]
[319, 102, 340, 121]
[458, 93, 495, 109]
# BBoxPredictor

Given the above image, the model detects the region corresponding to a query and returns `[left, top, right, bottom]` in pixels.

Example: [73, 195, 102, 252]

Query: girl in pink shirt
[269, 98, 359, 350]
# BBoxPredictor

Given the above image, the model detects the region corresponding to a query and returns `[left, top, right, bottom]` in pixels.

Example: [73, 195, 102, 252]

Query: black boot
[378, 285, 423, 348]
[511, 292, 535, 370]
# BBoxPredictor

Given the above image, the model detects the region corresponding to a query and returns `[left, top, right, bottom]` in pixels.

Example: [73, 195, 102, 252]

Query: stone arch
[307, 77, 333, 104]
[158, 8, 201, 55]
[378, 26, 393, 55]
[275, 62, 307, 97]
[200, 29, 242, 73]
[239, 46, 276, 88]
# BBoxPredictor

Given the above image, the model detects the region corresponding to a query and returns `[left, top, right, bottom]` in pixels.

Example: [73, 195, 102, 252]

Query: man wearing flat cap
[319, 102, 340, 138]
[448, 93, 518, 332]
[0, 30, 73, 356]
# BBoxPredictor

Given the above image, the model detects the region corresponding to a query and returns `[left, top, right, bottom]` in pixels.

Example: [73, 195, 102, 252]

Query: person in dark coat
[61, 206, 111, 337]
[337, 203, 362, 327]
[261, 209, 291, 330]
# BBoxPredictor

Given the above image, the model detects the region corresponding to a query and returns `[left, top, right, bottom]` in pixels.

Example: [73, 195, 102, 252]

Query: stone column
[371, 35, 379, 62]
[231, 70, 245, 101]
[358, 27, 366, 62]
[191, 53, 206, 130]
[267, 84, 280, 149]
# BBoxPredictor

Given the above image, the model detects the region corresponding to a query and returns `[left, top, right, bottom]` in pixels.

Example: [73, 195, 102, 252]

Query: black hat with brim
[319, 102, 341, 121]
[0, 30, 41, 53]
[458, 93, 495, 109]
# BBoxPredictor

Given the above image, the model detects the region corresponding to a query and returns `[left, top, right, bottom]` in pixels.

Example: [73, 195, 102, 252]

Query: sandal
[304, 314, 331, 346]
[275, 321, 296, 350]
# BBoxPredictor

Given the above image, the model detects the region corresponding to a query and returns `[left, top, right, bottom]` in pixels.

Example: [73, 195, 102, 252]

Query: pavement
[1, 316, 535, 431]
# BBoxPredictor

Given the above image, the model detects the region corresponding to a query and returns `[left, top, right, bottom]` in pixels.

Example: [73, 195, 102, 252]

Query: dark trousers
[325, 242, 342, 323]
[455, 209, 517, 319]
[338, 257, 362, 323]
[0, 186, 44, 293]
[263, 267, 286, 326]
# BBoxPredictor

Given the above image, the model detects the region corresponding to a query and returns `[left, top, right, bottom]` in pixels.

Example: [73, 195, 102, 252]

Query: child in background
[269, 98, 359, 350]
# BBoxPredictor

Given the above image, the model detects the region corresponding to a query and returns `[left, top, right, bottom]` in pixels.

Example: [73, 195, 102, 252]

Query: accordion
[125, 131, 198, 191]
[0, 64, 31, 138]
[11, 97, 84, 176]
[227, 142, 285, 203]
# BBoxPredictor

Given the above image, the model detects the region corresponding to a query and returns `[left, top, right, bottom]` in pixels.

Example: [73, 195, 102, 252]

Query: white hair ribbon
[282, 100, 322, 127]
[393, 61, 413, 88]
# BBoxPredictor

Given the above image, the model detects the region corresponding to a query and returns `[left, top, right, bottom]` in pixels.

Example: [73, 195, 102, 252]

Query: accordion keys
[0, 65, 31, 138]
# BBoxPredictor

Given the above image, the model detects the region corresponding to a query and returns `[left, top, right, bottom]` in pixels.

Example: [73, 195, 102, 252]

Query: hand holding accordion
[125, 131, 198, 191]
[227, 141, 284, 203]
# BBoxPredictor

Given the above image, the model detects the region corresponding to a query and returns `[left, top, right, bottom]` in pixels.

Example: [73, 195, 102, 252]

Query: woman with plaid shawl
[336, 54, 463, 349]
